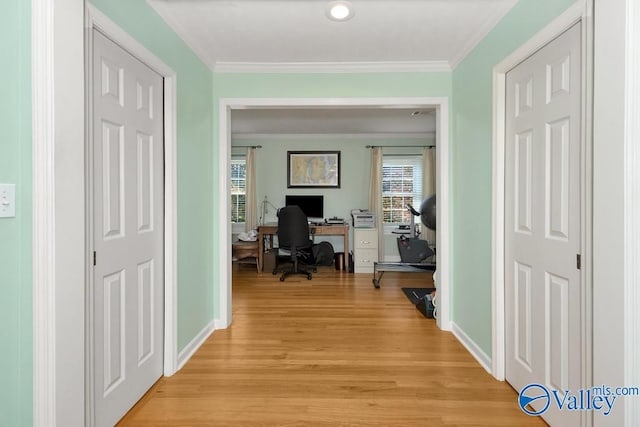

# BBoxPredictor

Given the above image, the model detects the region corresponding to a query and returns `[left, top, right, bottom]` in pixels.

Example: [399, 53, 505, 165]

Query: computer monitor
[285, 195, 324, 220]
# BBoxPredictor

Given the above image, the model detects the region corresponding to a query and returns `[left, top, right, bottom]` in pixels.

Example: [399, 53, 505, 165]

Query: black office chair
[273, 205, 314, 281]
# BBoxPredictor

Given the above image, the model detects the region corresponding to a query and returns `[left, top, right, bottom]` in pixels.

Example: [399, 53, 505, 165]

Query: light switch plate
[0, 184, 16, 218]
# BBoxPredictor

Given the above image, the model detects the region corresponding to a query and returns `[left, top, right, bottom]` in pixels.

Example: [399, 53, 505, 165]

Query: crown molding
[146, 0, 216, 70]
[213, 61, 451, 73]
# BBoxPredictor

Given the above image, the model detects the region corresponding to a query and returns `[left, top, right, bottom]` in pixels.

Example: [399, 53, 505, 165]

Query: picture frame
[287, 151, 341, 188]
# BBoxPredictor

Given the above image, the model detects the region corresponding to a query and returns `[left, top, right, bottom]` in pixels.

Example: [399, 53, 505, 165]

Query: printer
[351, 209, 376, 228]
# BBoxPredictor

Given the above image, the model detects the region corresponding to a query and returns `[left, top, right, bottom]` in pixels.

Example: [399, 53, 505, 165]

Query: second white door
[505, 23, 582, 427]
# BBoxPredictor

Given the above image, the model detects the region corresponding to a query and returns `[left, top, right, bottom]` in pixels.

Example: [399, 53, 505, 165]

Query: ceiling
[148, 0, 518, 72]
[148, 0, 516, 135]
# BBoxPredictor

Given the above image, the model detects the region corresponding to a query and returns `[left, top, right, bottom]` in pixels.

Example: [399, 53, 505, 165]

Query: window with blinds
[231, 159, 246, 223]
[382, 156, 423, 224]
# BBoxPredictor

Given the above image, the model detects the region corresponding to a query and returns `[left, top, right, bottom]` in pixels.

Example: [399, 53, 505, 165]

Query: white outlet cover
[0, 184, 16, 218]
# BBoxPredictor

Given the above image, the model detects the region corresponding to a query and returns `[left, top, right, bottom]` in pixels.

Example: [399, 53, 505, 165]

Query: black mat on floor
[401, 288, 436, 305]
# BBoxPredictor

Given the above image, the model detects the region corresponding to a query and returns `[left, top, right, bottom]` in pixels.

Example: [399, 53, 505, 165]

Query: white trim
[578, 6, 594, 427]
[491, 0, 588, 381]
[624, 0, 640, 425]
[232, 132, 436, 141]
[451, 322, 492, 374]
[176, 320, 216, 371]
[87, 6, 174, 76]
[435, 98, 451, 331]
[213, 61, 451, 74]
[218, 97, 451, 331]
[36, 1, 86, 425]
[32, 0, 56, 424]
[145, 0, 214, 71]
[213, 319, 228, 330]
[163, 76, 179, 377]
[219, 100, 232, 329]
[490, 65, 506, 381]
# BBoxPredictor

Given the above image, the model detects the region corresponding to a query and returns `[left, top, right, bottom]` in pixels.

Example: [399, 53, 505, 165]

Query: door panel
[545, 118, 570, 240]
[515, 261, 532, 370]
[103, 269, 125, 395]
[505, 23, 581, 427]
[92, 29, 164, 427]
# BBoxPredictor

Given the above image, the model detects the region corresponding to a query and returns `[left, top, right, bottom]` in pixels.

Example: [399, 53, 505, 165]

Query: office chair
[273, 205, 314, 281]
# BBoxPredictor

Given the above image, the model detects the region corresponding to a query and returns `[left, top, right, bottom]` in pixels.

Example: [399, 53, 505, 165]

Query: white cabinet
[353, 228, 378, 273]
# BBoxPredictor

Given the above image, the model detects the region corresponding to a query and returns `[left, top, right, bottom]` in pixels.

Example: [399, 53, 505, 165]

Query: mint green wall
[451, 0, 579, 356]
[232, 137, 433, 258]
[90, 0, 215, 351]
[0, 2, 32, 426]
[215, 72, 451, 315]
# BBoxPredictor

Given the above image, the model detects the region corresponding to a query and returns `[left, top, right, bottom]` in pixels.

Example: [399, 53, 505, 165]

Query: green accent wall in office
[89, 0, 215, 352]
[0, 2, 32, 426]
[450, 0, 580, 356]
[215, 72, 452, 316]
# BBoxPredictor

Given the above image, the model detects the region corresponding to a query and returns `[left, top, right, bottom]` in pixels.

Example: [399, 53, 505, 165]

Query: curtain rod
[366, 144, 434, 149]
[232, 145, 262, 149]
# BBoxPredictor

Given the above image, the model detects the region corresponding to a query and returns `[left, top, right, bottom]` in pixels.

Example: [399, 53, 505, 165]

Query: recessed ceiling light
[327, 1, 354, 22]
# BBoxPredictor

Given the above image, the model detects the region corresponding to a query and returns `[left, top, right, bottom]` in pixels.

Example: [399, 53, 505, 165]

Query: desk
[232, 240, 259, 272]
[257, 223, 349, 272]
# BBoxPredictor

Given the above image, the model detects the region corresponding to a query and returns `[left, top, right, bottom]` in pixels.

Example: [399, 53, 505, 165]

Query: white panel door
[505, 23, 581, 426]
[92, 29, 164, 427]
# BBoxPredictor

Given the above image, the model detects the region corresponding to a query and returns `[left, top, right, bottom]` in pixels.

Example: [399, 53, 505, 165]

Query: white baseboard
[176, 319, 216, 371]
[450, 321, 493, 375]
[214, 319, 229, 330]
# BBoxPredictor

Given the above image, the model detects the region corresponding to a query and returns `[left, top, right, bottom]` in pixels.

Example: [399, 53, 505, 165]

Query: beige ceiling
[148, 0, 518, 72]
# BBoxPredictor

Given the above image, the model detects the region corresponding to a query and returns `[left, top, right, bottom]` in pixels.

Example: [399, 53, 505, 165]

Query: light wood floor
[120, 264, 545, 426]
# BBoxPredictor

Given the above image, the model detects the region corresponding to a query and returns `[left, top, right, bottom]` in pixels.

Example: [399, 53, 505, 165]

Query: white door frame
[624, 0, 640, 423]
[218, 97, 451, 332]
[491, 0, 592, 395]
[33, 3, 179, 425]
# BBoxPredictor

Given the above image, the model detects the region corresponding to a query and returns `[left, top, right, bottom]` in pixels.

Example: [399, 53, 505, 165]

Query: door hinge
[93, 251, 97, 266]
[576, 253, 581, 270]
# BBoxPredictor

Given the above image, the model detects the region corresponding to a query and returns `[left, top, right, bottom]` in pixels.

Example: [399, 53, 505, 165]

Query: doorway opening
[218, 98, 451, 332]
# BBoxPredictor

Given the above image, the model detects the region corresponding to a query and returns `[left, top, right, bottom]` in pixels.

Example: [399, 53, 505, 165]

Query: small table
[372, 261, 436, 288]
[232, 240, 259, 272]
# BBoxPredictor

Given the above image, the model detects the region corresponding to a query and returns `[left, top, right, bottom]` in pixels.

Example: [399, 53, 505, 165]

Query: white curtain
[245, 147, 258, 231]
[422, 146, 436, 244]
[368, 147, 384, 260]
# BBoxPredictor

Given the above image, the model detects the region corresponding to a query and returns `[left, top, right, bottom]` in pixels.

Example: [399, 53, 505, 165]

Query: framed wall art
[287, 151, 341, 188]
